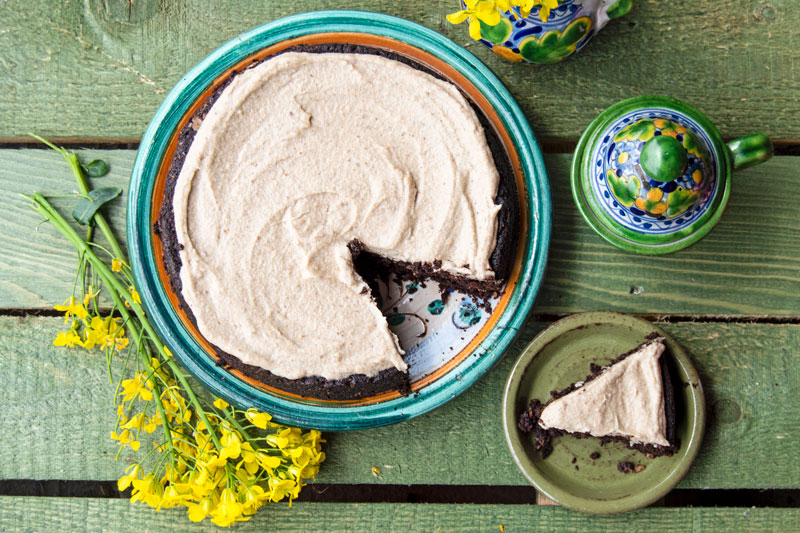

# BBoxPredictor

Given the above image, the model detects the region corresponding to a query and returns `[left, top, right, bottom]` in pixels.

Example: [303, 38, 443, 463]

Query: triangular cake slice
[518, 335, 677, 458]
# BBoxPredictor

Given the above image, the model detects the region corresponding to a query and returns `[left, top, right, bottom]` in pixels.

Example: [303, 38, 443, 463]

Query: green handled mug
[571, 96, 773, 254]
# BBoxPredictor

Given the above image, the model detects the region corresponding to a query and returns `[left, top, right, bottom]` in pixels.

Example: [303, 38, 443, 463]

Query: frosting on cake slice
[538, 338, 668, 446]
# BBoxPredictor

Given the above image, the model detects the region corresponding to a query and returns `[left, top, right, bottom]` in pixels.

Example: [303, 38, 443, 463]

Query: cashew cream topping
[172, 52, 502, 380]
[538, 339, 669, 446]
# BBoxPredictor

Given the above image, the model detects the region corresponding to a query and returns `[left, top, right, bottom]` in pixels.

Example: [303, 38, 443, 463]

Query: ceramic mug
[463, 0, 633, 63]
[571, 95, 773, 254]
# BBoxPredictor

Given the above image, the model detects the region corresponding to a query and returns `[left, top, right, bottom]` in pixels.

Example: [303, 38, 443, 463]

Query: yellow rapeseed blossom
[519, 0, 559, 20]
[120, 372, 154, 402]
[131, 473, 161, 507]
[211, 488, 249, 527]
[447, 0, 561, 39]
[245, 408, 271, 429]
[54, 329, 83, 348]
[111, 257, 124, 272]
[213, 398, 229, 410]
[54, 296, 88, 323]
[111, 429, 140, 451]
[220, 429, 242, 461]
[118, 464, 142, 491]
[447, 0, 501, 40]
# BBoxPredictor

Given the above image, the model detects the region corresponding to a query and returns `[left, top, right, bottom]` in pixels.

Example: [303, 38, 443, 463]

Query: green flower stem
[30, 134, 126, 262]
[29, 192, 176, 457]
[27, 193, 222, 451]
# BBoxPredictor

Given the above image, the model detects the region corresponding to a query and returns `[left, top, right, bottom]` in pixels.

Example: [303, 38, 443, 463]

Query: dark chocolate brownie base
[517, 335, 679, 459]
[155, 43, 519, 401]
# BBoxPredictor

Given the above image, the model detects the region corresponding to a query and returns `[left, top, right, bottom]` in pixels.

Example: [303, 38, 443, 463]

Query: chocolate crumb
[571, 457, 577, 464]
[617, 461, 635, 473]
[589, 452, 600, 460]
[574, 465, 579, 471]
[634, 464, 646, 473]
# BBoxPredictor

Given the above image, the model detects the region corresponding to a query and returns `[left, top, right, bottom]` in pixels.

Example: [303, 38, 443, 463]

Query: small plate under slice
[502, 311, 705, 514]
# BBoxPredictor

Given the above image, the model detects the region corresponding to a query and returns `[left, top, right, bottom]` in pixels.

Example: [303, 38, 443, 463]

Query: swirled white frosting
[538, 339, 669, 446]
[172, 52, 501, 380]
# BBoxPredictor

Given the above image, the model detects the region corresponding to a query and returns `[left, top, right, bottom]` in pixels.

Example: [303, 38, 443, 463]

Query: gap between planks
[3, 139, 800, 156]
[0, 481, 797, 508]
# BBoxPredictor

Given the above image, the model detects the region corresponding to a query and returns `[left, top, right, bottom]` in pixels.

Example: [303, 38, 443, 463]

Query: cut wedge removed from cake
[518, 335, 678, 458]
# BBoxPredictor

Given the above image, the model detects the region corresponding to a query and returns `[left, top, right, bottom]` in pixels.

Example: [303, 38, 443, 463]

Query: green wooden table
[1, 1, 799, 530]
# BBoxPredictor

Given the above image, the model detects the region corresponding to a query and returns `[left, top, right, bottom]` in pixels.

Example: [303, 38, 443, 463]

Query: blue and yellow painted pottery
[461, 0, 633, 64]
[572, 96, 773, 254]
[598, 112, 715, 231]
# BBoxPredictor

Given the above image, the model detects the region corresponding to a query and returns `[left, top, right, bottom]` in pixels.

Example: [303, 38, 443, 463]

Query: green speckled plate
[128, 11, 550, 431]
[502, 311, 705, 513]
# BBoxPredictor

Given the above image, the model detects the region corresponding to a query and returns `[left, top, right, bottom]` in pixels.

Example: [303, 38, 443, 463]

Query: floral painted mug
[448, 0, 633, 63]
[571, 96, 773, 254]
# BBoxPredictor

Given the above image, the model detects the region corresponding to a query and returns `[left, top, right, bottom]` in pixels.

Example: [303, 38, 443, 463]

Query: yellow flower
[220, 429, 242, 460]
[54, 296, 88, 323]
[111, 257, 124, 272]
[197, 451, 227, 472]
[81, 316, 105, 350]
[267, 427, 303, 451]
[159, 483, 191, 510]
[163, 346, 173, 357]
[143, 412, 159, 433]
[239, 483, 267, 514]
[82, 285, 100, 307]
[187, 497, 216, 523]
[121, 412, 146, 431]
[245, 408, 271, 429]
[111, 429, 141, 451]
[213, 398, 229, 410]
[236, 442, 260, 476]
[123, 286, 141, 308]
[120, 372, 154, 402]
[267, 477, 299, 503]
[211, 487, 249, 527]
[447, 0, 503, 40]
[80, 315, 129, 352]
[131, 473, 161, 508]
[129, 286, 141, 303]
[117, 464, 141, 491]
[54, 329, 83, 348]
[518, 0, 560, 21]
[255, 449, 283, 472]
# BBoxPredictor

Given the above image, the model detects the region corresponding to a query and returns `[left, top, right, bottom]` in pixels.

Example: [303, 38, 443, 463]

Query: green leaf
[72, 187, 122, 225]
[83, 159, 110, 177]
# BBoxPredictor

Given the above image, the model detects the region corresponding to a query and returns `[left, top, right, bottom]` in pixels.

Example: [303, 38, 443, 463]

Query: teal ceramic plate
[502, 311, 705, 513]
[128, 11, 551, 430]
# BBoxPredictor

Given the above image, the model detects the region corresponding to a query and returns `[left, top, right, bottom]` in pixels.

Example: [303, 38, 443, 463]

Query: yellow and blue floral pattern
[589, 108, 720, 235]
[465, 0, 632, 64]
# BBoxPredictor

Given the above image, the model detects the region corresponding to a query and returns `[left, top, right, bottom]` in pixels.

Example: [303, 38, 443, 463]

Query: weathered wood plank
[3, 149, 799, 315]
[0, 498, 797, 532]
[1, 1, 799, 140]
[1, 316, 797, 489]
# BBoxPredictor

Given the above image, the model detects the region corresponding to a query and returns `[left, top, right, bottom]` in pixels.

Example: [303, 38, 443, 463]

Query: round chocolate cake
[154, 43, 519, 400]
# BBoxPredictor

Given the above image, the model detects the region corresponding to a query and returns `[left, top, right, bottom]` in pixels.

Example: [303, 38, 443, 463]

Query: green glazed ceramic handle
[606, 0, 634, 19]
[727, 133, 773, 171]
